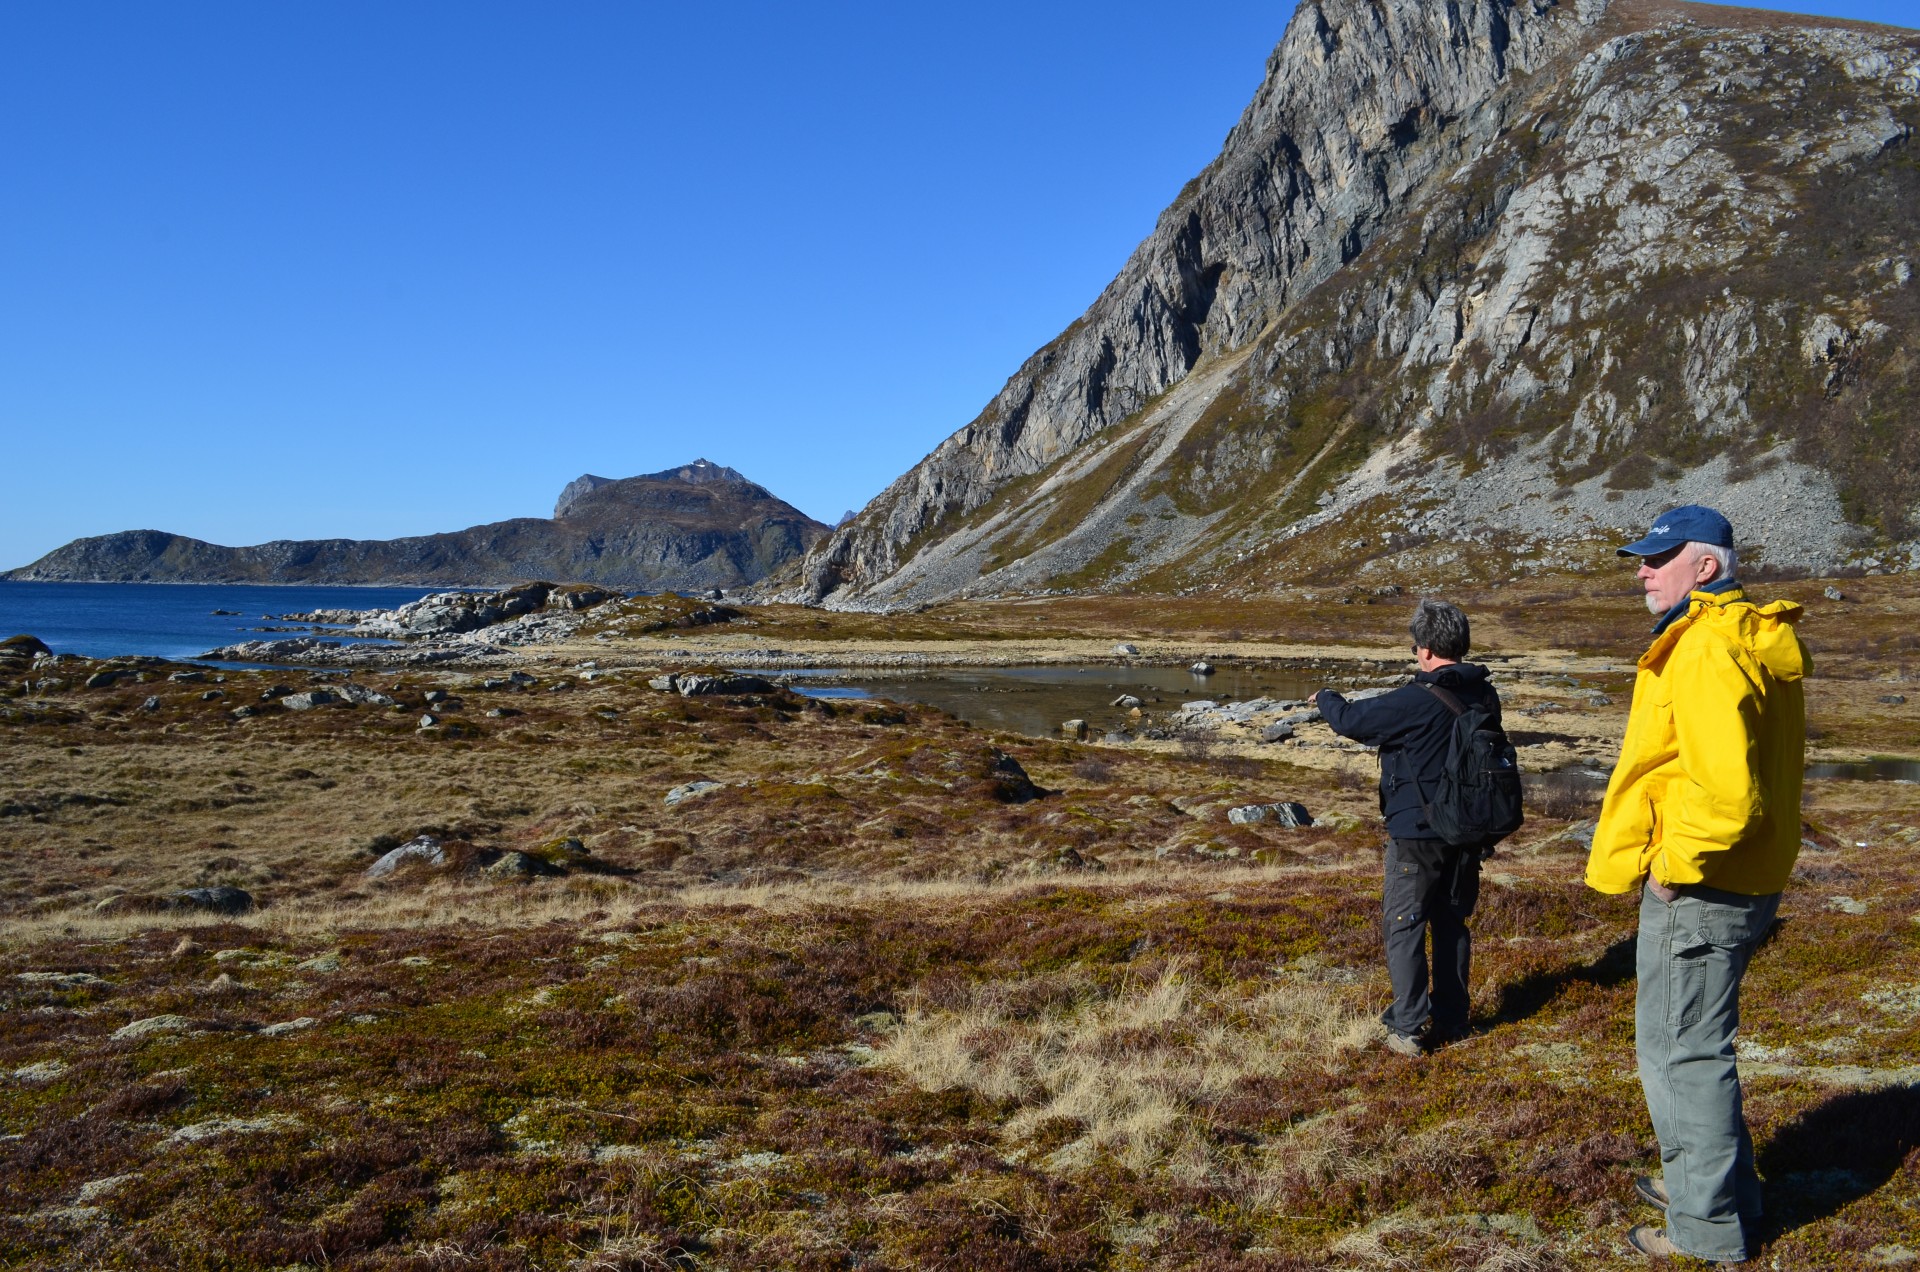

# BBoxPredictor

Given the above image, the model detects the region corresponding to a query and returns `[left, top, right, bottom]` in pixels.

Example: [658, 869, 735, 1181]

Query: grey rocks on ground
[665, 781, 726, 806]
[366, 837, 448, 878]
[649, 673, 777, 696]
[1227, 802, 1315, 827]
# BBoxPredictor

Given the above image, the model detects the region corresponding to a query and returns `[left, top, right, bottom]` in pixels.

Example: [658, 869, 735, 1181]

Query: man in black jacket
[1309, 599, 1500, 1057]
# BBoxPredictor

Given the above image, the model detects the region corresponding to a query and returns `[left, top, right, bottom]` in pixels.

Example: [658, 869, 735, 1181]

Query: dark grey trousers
[1382, 837, 1480, 1038]
[1636, 883, 1780, 1262]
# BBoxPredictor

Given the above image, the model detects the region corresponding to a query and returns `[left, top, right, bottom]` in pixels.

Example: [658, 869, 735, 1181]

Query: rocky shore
[198, 580, 614, 668]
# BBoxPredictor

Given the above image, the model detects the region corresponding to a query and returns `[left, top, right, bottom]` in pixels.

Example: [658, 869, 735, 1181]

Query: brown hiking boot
[1626, 1226, 1686, 1257]
[1626, 1226, 1747, 1263]
[1634, 1174, 1669, 1209]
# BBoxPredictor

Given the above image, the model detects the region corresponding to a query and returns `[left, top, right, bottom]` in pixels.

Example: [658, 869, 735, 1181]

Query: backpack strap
[1420, 681, 1468, 716]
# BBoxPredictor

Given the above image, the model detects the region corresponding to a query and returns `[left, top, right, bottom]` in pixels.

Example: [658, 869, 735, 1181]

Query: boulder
[978, 750, 1043, 804]
[676, 674, 776, 696]
[365, 836, 446, 878]
[1824, 586, 1846, 601]
[84, 669, 133, 689]
[1226, 802, 1314, 828]
[173, 886, 255, 915]
[554, 586, 614, 611]
[229, 705, 261, 720]
[1259, 722, 1296, 743]
[111, 1014, 193, 1042]
[484, 851, 559, 879]
[279, 690, 342, 711]
[258, 1017, 317, 1037]
[334, 683, 397, 707]
[2, 635, 54, 661]
[1112, 643, 1140, 656]
[141, 696, 161, 713]
[167, 670, 207, 684]
[1879, 694, 1907, 705]
[1110, 694, 1144, 710]
[665, 780, 726, 806]
[485, 707, 521, 718]
[423, 689, 449, 703]
[1060, 718, 1089, 741]
[1190, 661, 1215, 675]
[417, 714, 439, 729]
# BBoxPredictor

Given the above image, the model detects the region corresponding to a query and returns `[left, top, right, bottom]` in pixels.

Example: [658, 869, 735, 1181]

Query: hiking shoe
[1634, 1175, 1669, 1210]
[1626, 1225, 1682, 1257]
[1383, 1030, 1425, 1058]
[1626, 1225, 1747, 1263]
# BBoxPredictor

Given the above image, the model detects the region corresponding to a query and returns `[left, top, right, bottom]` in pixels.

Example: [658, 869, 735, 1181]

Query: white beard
[1644, 592, 1665, 616]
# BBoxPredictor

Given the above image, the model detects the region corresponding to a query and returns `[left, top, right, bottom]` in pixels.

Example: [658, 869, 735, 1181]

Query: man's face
[1637, 544, 1709, 615]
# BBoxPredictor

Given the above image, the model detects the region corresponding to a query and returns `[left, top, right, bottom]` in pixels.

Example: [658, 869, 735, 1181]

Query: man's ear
[1693, 548, 1721, 585]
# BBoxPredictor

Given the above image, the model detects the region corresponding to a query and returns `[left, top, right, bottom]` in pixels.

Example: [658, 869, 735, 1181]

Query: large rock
[0, 635, 51, 669]
[671, 673, 777, 696]
[173, 886, 255, 915]
[1227, 802, 1315, 828]
[365, 836, 446, 878]
[665, 781, 726, 807]
[279, 690, 342, 711]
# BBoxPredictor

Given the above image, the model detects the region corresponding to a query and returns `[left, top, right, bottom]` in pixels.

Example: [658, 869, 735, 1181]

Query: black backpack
[1419, 681, 1524, 847]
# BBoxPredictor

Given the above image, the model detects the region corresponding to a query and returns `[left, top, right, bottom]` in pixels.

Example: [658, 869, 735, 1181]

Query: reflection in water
[744, 663, 1345, 739]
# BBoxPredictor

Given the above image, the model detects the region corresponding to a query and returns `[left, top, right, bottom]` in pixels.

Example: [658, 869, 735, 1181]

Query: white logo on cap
[1652, 524, 1670, 534]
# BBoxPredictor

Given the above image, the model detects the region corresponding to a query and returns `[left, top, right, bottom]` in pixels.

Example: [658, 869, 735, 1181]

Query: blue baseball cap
[1617, 505, 1734, 556]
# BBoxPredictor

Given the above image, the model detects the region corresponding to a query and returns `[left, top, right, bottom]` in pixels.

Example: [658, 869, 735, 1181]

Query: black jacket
[1317, 662, 1503, 842]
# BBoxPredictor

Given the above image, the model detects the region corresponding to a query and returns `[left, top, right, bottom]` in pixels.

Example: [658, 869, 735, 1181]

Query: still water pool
[752, 663, 1335, 739]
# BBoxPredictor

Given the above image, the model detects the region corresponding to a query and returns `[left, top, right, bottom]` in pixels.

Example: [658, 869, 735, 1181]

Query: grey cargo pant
[1381, 837, 1480, 1038]
[1636, 883, 1780, 1262]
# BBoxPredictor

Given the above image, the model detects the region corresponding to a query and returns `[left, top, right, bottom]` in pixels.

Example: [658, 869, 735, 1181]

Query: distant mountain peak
[643, 458, 748, 486]
[554, 461, 753, 518]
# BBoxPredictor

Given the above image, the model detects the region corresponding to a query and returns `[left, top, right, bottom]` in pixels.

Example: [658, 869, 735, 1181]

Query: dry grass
[884, 962, 1373, 1176]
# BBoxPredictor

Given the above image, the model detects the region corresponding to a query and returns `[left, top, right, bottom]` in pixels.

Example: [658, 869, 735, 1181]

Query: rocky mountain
[5, 462, 829, 590]
[792, 0, 1919, 608]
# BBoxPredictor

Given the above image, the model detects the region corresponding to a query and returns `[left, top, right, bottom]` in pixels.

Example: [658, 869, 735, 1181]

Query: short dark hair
[1410, 599, 1470, 660]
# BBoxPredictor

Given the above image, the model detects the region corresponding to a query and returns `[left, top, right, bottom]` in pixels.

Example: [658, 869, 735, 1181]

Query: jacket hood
[1643, 588, 1809, 682]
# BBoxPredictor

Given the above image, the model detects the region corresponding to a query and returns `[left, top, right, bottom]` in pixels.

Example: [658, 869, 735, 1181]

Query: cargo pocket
[1667, 934, 1712, 1027]
[1384, 851, 1432, 935]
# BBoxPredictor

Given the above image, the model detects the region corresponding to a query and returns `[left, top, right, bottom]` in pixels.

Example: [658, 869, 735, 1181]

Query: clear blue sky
[1, 1, 1911, 568]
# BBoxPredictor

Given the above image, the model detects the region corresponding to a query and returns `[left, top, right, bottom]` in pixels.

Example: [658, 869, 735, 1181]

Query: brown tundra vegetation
[1, 579, 1917, 1270]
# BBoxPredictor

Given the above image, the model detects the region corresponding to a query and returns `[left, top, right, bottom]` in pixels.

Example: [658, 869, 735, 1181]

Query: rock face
[6, 461, 829, 590]
[791, 0, 1920, 607]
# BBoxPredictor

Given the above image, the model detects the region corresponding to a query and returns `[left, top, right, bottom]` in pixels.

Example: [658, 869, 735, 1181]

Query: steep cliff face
[796, 0, 1919, 607]
[5, 464, 829, 590]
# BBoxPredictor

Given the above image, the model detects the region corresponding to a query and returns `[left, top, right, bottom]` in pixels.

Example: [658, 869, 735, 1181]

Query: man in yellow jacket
[1587, 505, 1808, 1263]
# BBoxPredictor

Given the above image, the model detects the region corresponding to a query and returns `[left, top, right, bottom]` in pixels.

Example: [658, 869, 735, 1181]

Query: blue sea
[0, 581, 442, 662]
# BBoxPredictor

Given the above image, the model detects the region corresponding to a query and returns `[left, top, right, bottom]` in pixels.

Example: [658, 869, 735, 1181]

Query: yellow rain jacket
[1586, 587, 1809, 896]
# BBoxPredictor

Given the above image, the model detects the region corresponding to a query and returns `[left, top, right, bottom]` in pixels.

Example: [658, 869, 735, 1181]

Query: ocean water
[0, 581, 440, 662]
